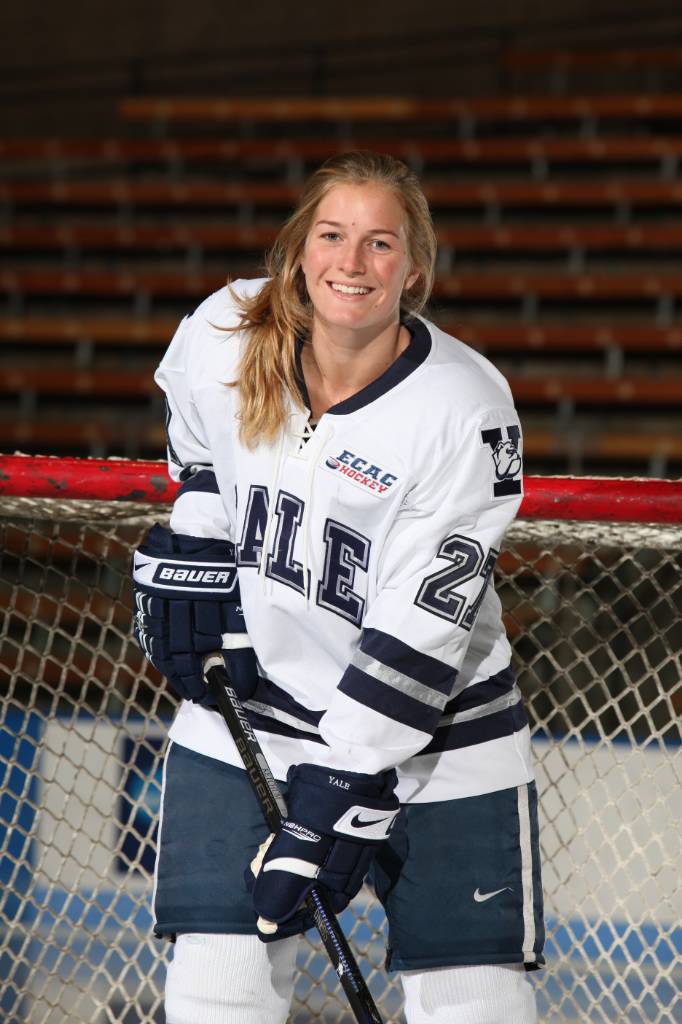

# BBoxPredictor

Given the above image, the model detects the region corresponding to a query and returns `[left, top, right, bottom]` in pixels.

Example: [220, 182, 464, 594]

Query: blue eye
[322, 232, 341, 242]
[372, 239, 391, 251]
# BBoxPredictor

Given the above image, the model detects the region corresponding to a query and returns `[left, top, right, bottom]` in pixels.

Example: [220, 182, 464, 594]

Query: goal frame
[1, 453, 680, 1024]
[1, 452, 682, 521]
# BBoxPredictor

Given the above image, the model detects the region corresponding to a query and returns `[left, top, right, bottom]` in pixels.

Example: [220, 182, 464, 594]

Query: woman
[133, 151, 544, 1023]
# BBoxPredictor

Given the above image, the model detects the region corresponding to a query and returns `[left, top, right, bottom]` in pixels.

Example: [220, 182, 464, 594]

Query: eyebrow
[315, 219, 400, 238]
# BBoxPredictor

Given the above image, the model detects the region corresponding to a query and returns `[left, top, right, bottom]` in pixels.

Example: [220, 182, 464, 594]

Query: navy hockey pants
[153, 741, 544, 972]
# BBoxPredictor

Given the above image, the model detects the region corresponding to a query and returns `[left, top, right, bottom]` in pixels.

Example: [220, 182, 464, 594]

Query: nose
[338, 239, 365, 276]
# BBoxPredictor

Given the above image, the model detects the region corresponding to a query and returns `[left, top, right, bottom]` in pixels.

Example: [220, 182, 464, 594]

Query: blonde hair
[229, 150, 437, 447]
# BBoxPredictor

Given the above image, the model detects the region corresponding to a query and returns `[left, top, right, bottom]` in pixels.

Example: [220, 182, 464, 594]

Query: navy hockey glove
[250, 763, 399, 941]
[132, 523, 258, 705]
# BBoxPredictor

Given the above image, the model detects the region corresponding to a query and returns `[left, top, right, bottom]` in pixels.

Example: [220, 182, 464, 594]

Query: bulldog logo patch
[480, 425, 523, 497]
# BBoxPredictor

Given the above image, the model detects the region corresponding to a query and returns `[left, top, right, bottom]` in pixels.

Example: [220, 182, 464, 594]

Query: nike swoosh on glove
[250, 762, 399, 941]
[132, 523, 258, 705]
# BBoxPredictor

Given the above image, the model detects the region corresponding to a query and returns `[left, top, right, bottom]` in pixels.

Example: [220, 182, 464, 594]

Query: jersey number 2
[415, 534, 497, 629]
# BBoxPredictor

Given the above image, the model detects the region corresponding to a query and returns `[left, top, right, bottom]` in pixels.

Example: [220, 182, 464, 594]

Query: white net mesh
[0, 496, 680, 1023]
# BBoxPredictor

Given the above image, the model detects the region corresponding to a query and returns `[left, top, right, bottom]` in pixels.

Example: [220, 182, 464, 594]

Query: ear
[404, 268, 419, 292]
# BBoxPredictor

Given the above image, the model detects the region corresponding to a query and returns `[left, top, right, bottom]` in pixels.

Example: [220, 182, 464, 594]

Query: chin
[328, 313, 377, 332]
[317, 304, 370, 327]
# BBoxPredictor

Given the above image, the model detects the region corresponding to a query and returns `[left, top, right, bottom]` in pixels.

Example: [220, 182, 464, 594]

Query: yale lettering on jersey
[237, 484, 371, 627]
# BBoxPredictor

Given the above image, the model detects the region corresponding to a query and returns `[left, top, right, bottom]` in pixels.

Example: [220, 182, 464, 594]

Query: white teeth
[330, 283, 371, 295]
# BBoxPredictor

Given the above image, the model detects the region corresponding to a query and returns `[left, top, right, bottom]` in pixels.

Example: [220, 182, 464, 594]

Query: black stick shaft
[203, 657, 385, 1024]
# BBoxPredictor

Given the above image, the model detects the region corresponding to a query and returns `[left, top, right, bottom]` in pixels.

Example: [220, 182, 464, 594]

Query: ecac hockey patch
[480, 425, 522, 498]
[322, 448, 398, 499]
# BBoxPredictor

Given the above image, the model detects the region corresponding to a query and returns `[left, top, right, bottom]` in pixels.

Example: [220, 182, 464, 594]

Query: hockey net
[0, 455, 680, 1024]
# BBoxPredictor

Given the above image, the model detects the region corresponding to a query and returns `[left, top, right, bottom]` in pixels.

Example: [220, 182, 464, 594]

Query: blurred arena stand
[1, 8, 682, 1023]
[1, 2, 682, 476]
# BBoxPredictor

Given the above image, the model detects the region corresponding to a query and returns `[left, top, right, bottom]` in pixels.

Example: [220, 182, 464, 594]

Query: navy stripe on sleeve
[416, 666, 527, 756]
[443, 664, 517, 716]
[177, 468, 220, 494]
[360, 627, 457, 698]
[420, 699, 528, 755]
[240, 675, 327, 745]
[249, 676, 324, 729]
[338, 664, 442, 735]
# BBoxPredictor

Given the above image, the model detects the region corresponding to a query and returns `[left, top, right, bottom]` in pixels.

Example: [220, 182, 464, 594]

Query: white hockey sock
[402, 962, 537, 1024]
[165, 932, 299, 1024]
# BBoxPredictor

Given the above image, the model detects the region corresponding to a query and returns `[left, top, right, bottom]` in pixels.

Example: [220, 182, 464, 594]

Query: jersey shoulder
[158, 278, 269, 389]
[418, 317, 515, 416]
[192, 276, 269, 328]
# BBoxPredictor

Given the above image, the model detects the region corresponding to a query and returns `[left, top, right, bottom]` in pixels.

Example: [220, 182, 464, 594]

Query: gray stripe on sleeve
[350, 650, 451, 711]
[437, 683, 523, 728]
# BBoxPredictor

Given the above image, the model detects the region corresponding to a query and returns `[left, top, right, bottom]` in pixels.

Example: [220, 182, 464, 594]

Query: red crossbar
[1, 454, 681, 524]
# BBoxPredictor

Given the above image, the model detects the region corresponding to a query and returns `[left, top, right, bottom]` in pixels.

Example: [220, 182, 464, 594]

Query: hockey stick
[202, 655, 385, 1024]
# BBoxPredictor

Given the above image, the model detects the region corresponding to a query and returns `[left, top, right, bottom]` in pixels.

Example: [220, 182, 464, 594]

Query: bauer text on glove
[132, 523, 258, 705]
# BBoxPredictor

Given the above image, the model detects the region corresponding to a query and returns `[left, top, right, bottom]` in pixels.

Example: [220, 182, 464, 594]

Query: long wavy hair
[228, 150, 437, 447]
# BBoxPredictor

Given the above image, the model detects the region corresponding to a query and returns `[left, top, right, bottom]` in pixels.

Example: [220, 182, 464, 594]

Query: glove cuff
[286, 763, 399, 843]
[287, 762, 397, 798]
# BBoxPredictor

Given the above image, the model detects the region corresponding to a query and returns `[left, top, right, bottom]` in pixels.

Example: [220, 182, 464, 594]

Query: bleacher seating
[4, 267, 682, 308]
[0, 419, 165, 455]
[0, 368, 156, 397]
[503, 47, 682, 71]
[4, 178, 682, 209]
[4, 317, 680, 361]
[2, 73, 682, 477]
[4, 223, 682, 256]
[503, 47, 682, 94]
[5, 366, 681, 406]
[117, 94, 682, 129]
[0, 316, 175, 344]
[3, 136, 682, 176]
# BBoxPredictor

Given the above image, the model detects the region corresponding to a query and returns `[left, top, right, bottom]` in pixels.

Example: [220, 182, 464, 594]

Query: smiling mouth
[328, 281, 373, 296]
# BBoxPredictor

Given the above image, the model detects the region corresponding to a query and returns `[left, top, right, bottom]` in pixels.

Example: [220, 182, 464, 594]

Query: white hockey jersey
[154, 279, 534, 803]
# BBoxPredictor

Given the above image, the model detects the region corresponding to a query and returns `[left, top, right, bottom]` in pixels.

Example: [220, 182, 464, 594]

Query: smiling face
[300, 183, 419, 337]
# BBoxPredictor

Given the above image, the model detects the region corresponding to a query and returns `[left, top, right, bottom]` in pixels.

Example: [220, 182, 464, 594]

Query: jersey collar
[294, 317, 431, 418]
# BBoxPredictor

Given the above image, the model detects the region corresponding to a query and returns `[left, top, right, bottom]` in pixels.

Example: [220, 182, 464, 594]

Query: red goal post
[0, 454, 680, 1024]
[1, 453, 681, 521]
